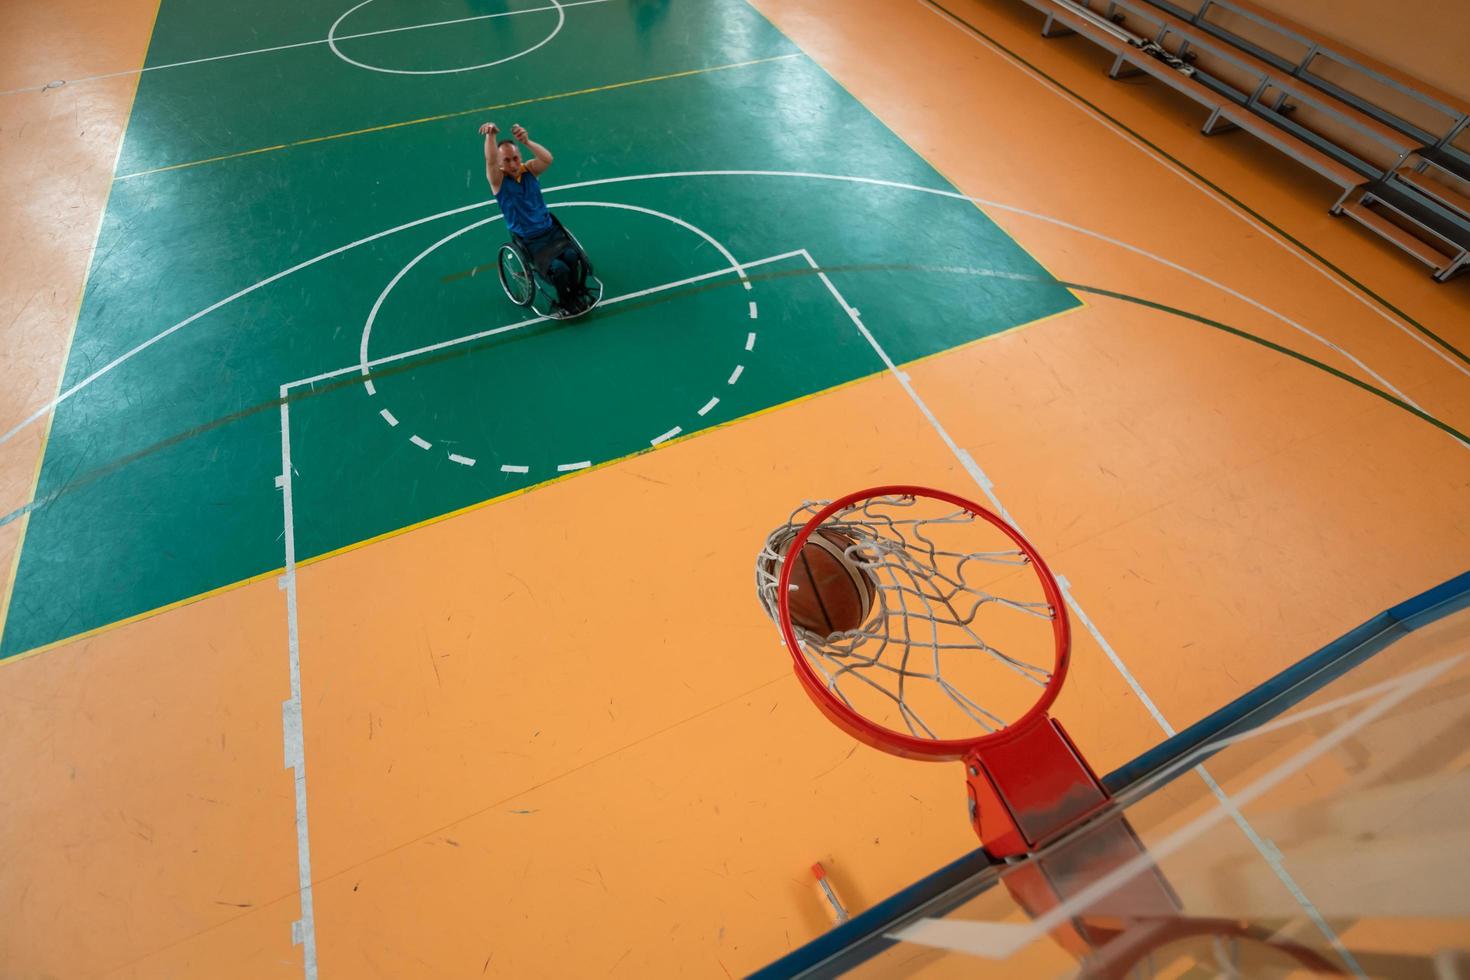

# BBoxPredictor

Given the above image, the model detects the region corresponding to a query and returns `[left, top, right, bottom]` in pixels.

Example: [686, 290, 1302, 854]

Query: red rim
[775, 485, 1071, 762]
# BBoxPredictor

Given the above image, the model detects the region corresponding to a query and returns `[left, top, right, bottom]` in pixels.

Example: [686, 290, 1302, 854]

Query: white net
[756, 493, 1061, 743]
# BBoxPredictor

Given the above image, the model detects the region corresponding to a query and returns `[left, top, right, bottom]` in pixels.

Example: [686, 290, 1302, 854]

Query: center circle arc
[327, 0, 567, 76]
[357, 200, 759, 472]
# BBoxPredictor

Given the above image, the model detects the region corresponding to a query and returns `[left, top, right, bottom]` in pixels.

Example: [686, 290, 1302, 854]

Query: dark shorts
[517, 224, 573, 273]
[515, 223, 588, 303]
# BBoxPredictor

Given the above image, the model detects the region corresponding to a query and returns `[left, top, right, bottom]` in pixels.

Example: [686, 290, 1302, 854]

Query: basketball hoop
[756, 486, 1111, 857]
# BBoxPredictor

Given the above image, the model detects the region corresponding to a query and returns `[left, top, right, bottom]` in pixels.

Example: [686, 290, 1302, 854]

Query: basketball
[784, 531, 878, 637]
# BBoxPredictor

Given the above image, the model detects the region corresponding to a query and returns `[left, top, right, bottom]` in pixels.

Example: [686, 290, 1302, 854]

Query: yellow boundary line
[0, 0, 164, 659]
[113, 52, 804, 181]
[4, 32, 1088, 665]
[1, 47, 800, 662]
[0, 284, 1083, 668]
[0, 566, 287, 667]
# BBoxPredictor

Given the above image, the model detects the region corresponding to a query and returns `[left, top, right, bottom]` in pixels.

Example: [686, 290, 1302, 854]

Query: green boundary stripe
[3, 266, 1463, 663]
[921, 0, 1470, 369]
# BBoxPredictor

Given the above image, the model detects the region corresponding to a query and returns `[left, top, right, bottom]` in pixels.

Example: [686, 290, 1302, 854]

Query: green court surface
[0, 0, 1080, 658]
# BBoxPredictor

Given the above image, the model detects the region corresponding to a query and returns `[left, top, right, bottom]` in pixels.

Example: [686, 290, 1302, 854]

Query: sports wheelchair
[496, 213, 604, 321]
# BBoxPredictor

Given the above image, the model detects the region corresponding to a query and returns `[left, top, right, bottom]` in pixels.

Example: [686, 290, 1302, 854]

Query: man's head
[497, 139, 524, 177]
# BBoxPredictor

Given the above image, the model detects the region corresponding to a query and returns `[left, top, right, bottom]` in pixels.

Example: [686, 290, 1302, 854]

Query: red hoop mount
[764, 485, 1113, 857]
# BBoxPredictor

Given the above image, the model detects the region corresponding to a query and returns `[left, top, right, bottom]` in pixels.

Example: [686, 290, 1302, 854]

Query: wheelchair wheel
[497, 244, 535, 307]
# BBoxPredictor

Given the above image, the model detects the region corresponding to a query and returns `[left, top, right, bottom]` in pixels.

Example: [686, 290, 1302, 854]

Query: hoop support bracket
[965, 717, 1112, 858]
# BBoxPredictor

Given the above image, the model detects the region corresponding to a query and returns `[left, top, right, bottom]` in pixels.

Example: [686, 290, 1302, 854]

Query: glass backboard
[756, 571, 1470, 978]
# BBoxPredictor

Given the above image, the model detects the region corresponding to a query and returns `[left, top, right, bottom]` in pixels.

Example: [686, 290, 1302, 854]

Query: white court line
[290, 250, 804, 391]
[356, 201, 754, 385]
[320, 248, 805, 472]
[727, 365, 744, 385]
[328, 0, 568, 77]
[276, 392, 319, 979]
[0, 0, 615, 96]
[264, 239, 1388, 980]
[572, 172, 1432, 411]
[889, 656, 1458, 963]
[9, 170, 1455, 456]
[1058, 571, 1359, 972]
[748, 301, 759, 319]
[409, 435, 431, 450]
[918, 0, 1470, 383]
[301, 263, 1071, 421]
[279, 204, 754, 965]
[804, 248, 1362, 974]
[0, 196, 487, 447]
[356, 199, 761, 465]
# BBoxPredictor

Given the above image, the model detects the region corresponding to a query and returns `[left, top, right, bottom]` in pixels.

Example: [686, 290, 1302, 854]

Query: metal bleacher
[1017, 0, 1470, 280]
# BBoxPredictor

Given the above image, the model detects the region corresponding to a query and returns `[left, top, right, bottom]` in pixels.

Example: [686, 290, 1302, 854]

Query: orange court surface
[2, 0, 1468, 976]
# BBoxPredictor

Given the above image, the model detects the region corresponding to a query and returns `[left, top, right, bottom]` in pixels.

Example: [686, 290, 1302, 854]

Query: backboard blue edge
[749, 568, 1470, 979]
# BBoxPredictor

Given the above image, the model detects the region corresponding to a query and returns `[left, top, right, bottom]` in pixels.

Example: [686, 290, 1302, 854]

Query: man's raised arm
[479, 122, 502, 193]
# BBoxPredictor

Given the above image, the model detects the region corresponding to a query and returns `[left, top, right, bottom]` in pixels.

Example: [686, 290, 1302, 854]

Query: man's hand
[479, 122, 499, 139]
[512, 124, 530, 144]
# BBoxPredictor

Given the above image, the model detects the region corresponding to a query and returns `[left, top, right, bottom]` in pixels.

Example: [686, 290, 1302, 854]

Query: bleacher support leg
[1108, 53, 1145, 79]
[1040, 13, 1075, 37]
[1330, 185, 1362, 215]
[1201, 107, 1238, 135]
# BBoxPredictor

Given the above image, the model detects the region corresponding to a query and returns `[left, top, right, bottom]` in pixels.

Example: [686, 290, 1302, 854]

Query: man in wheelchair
[479, 121, 596, 317]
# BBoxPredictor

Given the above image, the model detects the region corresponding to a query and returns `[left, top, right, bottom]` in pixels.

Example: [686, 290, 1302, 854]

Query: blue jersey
[494, 169, 553, 239]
